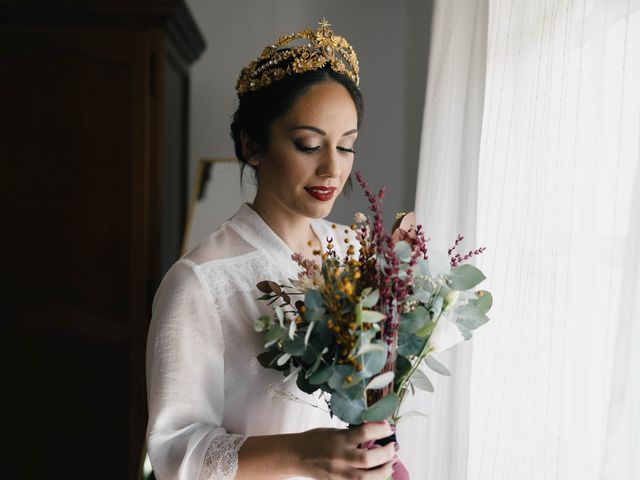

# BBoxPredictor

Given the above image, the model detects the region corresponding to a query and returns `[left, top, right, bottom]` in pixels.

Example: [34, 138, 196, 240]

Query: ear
[240, 131, 262, 167]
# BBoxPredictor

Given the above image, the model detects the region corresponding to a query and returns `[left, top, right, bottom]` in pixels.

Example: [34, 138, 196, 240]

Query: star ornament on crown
[236, 18, 360, 96]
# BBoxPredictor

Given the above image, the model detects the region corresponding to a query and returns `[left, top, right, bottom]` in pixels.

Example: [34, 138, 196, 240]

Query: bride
[146, 19, 397, 480]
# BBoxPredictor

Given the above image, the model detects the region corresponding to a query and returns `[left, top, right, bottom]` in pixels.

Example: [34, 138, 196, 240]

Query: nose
[316, 147, 340, 179]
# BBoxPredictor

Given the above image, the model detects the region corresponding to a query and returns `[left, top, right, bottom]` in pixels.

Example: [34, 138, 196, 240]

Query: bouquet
[254, 172, 491, 476]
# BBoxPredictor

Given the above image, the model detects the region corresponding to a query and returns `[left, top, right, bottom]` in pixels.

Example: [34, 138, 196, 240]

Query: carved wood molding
[0, 0, 206, 64]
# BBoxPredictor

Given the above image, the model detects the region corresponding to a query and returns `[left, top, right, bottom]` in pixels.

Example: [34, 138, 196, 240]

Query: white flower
[354, 211, 367, 223]
[290, 272, 324, 291]
[426, 312, 465, 354]
[443, 290, 460, 310]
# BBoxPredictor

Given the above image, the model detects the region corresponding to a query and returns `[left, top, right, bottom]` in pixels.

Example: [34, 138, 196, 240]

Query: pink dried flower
[448, 234, 464, 256]
[291, 252, 318, 277]
[450, 246, 487, 268]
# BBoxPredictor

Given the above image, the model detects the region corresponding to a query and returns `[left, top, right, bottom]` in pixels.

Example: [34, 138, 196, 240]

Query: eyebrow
[289, 125, 358, 137]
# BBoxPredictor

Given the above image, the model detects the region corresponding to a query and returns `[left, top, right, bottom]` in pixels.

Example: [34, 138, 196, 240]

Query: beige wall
[185, 0, 432, 229]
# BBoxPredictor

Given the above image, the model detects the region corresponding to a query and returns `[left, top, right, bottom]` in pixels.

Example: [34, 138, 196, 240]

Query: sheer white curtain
[404, 0, 488, 479]
[414, 0, 640, 479]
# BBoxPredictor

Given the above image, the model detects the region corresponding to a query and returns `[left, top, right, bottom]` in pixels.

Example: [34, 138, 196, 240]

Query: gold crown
[236, 18, 360, 96]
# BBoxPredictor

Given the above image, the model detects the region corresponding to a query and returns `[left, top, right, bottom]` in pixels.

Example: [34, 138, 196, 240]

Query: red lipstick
[305, 186, 337, 201]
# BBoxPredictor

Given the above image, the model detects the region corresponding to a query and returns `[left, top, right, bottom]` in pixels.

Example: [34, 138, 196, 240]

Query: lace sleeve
[199, 434, 248, 480]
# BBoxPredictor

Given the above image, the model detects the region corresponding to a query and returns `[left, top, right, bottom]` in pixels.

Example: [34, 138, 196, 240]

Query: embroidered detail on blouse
[199, 433, 247, 480]
[201, 253, 285, 310]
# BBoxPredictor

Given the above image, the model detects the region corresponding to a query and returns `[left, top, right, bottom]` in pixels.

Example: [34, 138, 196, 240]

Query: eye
[293, 141, 320, 154]
[337, 146, 356, 154]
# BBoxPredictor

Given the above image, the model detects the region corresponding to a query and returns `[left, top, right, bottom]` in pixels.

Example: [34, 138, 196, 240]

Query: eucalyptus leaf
[354, 303, 363, 326]
[457, 322, 473, 341]
[282, 338, 306, 355]
[296, 370, 318, 394]
[424, 355, 451, 376]
[455, 304, 489, 330]
[309, 366, 335, 385]
[328, 365, 354, 390]
[397, 332, 424, 356]
[399, 306, 430, 334]
[470, 290, 493, 314]
[359, 328, 377, 344]
[330, 393, 366, 425]
[394, 240, 412, 262]
[362, 310, 386, 323]
[361, 392, 399, 422]
[357, 342, 387, 356]
[449, 264, 486, 290]
[397, 263, 409, 280]
[414, 318, 435, 338]
[394, 355, 412, 380]
[276, 352, 291, 367]
[257, 349, 285, 370]
[340, 378, 366, 400]
[266, 325, 288, 342]
[411, 368, 434, 392]
[431, 295, 444, 314]
[360, 342, 388, 377]
[308, 308, 327, 323]
[305, 352, 324, 378]
[304, 290, 324, 309]
[436, 283, 452, 301]
[360, 288, 380, 309]
[300, 346, 317, 364]
[366, 371, 395, 390]
[415, 258, 430, 275]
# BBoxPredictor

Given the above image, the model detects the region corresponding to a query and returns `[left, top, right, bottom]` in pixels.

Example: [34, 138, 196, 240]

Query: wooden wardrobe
[0, 1, 205, 478]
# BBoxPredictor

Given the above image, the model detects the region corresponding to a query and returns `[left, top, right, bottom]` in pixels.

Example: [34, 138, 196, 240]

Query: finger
[344, 421, 394, 446]
[344, 442, 396, 469]
[361, 458, 397, 480]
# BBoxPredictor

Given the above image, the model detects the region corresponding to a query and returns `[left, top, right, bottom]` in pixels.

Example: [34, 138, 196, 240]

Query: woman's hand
[291, 421, 397, 480]
[236, 421, 397, 479]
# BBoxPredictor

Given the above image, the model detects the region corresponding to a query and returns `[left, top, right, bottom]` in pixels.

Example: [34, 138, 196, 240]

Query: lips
[305, 186, 337, 201]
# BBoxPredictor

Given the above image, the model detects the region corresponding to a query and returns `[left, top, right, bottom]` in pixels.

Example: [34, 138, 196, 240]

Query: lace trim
[199, 433, 247, 480]
[201, 253, 284, 311]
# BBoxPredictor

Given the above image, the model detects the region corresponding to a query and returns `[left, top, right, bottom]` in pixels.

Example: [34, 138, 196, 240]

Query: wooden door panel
[1, 27, 152, 478]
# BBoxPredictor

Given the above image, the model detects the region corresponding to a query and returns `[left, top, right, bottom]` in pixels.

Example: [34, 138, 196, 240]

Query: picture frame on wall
[182, 157, 256, 254]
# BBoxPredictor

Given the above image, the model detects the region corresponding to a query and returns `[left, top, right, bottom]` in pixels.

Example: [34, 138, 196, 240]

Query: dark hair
[230, 65, 364, 193]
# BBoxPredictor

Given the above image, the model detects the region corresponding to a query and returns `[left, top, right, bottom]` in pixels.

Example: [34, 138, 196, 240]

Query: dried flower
[252, 171, 491, 432]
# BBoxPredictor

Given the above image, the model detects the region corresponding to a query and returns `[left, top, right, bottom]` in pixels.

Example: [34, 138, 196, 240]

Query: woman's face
[249, 81, 358, 220]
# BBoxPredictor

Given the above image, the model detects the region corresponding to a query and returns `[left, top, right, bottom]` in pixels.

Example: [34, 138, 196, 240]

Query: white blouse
[146, 203, 349, 480]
